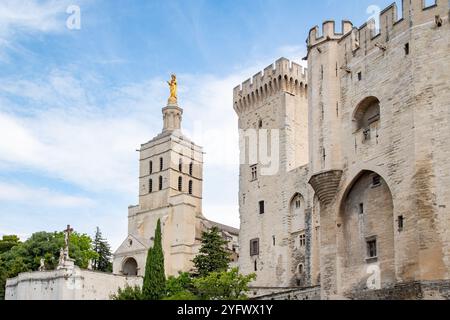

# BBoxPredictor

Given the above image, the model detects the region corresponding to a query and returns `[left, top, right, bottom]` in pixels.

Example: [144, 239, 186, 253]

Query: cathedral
[113, 75, 239, 277]
[234, 0, 449, 299]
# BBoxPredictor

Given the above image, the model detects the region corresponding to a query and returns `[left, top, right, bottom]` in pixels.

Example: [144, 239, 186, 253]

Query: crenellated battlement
[307, 0, 448, 58]
[233, 57, 308, 115]
[307, 20, 354, 48]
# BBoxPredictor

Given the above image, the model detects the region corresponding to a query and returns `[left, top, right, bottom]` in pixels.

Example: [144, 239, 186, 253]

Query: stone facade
[235, 0, 449, 299]
[113, 100, 239, 278]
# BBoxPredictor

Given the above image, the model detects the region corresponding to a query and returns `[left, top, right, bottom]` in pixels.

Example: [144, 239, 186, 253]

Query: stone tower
[113, 92, 205, 277]
[307, 0, 450, 299]
[234, 58, 320, 289]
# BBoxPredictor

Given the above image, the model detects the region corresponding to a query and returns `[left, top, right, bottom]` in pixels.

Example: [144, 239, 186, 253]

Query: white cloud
[0, 44, 307, 240]
[0, 0, 70, 37]
[0, 0, 80, 60]
[0, 182, 94, 208]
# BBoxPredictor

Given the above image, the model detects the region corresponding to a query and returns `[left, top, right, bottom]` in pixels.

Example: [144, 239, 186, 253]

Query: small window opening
[398, 215, 404, 232]
[372, 174, 381, 187]
[367, 238, 377, 258]
[259, 201, 265, 215]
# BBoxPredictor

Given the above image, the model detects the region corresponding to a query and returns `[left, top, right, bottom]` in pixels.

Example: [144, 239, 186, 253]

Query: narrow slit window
[178, 176, 182, 192]
[398, 215, 404, 232]
[188, 180, 193, 195]
[259, 201, 265, 215]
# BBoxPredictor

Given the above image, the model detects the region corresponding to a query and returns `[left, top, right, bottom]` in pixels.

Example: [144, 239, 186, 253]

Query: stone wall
[306, 0, 450, 298]
[5, 266, 142, 300]
[250, 286, 321, 300]
[345, 280, 450, 300]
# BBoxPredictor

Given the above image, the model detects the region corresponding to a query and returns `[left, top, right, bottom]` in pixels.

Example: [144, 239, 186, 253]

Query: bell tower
[113, 75, 205, 277]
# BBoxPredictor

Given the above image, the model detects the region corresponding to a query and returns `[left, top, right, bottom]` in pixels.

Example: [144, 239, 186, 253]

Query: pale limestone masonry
[234, 58, 319, 289]
[6, 265, 142, 300]
[113, 100, 239, 278]
[235, 0, 449, 299]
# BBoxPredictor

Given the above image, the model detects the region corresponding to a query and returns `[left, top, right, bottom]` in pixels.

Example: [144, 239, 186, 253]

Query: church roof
[202, 218, 239, 236]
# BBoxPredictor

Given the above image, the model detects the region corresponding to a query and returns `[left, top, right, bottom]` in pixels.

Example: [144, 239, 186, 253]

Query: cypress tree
[142, 219, 166, 300]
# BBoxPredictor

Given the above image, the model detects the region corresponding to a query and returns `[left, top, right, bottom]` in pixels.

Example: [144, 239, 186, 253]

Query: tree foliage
[112, 224, 256, 301]
[193, 268, 256, 300]
[92, 227, 113, 272]
[0, 235, 21, 254]
[111, 285, 143, 300]
[142, 219, 166, 300]
[0, 231, 98, 300]
[163, 272, 198, 300]
[193, 227, 230, 277]
[162, 269, 256, 300]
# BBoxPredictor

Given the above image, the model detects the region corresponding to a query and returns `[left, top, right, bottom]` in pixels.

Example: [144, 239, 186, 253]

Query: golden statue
[167, 74, 177, 104]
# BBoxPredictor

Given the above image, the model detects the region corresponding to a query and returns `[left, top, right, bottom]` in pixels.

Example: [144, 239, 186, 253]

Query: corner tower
[234, 58, 318, 289]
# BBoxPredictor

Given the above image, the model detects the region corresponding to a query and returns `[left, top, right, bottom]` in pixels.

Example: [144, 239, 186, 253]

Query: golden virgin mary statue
[167, 74, 178, 104]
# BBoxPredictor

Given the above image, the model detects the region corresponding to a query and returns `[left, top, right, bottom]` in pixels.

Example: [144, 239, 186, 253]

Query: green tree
[0, 230, 98, 300]
[193, 227, 230, 277]
[142, 219, 166, 300]
[92, 227, 113, 272]
[164, 272, 198, 300]
[0, 235, 21, 254]
[0, 258, 7, 300]
[193, 268, 256, 300]
[111, 285, 143, 300]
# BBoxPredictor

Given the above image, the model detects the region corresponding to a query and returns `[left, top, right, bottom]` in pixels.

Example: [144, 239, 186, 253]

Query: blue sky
[0, 0, 402, 249]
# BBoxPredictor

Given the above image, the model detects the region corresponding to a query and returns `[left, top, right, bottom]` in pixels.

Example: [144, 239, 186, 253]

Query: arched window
[149, 161, 153, 174]
[159, 176, 163, 190]
[353, 96, 380, 131]
[179, 158, 183, 172]
[178, 176, 183, 192]
[189, 162, 193, 176]
[188, 180, 193, 195]
[159, 157, 164, 171]
[297, 263, 304, 274]
[290, 194, 305, 233]
[149, 179, 153, 193]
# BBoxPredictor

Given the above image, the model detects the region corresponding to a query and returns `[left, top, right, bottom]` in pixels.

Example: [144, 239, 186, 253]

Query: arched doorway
[122, 257, 138, 276]
[338, 171, 395, 292]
